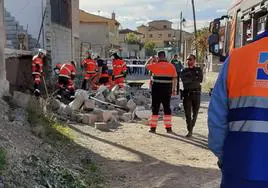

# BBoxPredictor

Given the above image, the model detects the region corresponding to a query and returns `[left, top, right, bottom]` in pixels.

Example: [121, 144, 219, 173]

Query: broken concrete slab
[103, 110, 119, 123]
[69, 89, 89, 110]
[134, 94, 147, 106]
[95, 85, 109, 98]
[82, 114, 98, 125]
[127, 99, 136, 112]
[116, 97, 128, 107]
[49, 99, 61, 111]
[57, 103, 67, 116]
[63, 105, 73, 117]
[83, 99, 95, 111]
[120, 113, 132, 122]
[135, 110, 152, 120]
[13, 91, 31, 108]
[106, 93, 116, 103]
[95, 122, 109, 131]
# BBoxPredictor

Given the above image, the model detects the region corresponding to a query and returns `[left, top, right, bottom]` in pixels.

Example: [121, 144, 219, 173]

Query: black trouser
[177, 76, 180, 95]
[151, 83, 172, 115]
[183, 90, 201, 133]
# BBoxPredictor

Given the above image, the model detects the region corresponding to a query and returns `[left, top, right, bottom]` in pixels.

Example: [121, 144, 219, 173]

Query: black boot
[149, 127, 156, 133]
[186, 131, 193, 138]
[166, 127, 173, 133]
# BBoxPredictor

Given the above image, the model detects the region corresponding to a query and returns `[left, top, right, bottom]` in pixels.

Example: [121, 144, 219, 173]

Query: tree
[144, 41, 157, 57]
[192, 27, 210, 62]
[126, 33, 139, 44]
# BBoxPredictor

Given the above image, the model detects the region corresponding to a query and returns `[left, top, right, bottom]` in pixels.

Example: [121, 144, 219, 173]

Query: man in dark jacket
[181, 54, 203, 137]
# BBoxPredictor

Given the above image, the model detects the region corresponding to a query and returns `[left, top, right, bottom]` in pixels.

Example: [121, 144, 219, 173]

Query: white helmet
[38, 49, 47, 56]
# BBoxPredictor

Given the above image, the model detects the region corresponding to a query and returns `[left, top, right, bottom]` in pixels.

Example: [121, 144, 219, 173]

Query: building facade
[137, 20, 193, 60]
[4, 0, 80, 68]
[79, 10, 120, 58]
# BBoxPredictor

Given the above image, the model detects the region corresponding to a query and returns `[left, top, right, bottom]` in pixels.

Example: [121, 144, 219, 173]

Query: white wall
[79, 22, 109, 57]
[4, 0, 44, 47]
[50, 23, 72, 67]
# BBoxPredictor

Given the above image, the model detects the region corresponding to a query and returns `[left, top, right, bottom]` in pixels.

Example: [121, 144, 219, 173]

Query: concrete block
[95, 122, 109, 131]
[135, 110, 152, 120]
[127, 99, 137, 112]
[49, 99, 61, 111]
[82, 114, 98, 125]
[83, 99, 95, 111]
[103, 110, 119, 122]
[69, 89, 89, 110]
[116, 97, 128, 107]
[135, 94, 147, 106]
[120, 113, 132, 122]
[76, 114, 84, 123]
[93, 108, 105, 121]
[13, 91, 31, 108]
[63, 105, 73, 117]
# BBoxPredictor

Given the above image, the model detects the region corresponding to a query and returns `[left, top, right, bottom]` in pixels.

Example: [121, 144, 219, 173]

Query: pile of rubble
[13, 84, 181, 131]
[48, 85, 153, 130]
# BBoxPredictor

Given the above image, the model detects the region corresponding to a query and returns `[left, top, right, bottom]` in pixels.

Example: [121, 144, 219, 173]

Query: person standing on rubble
[181, 54, 203, 137]
[146, 51, 177, 133]
[111, 51, 127, 88]
[32, 49, 47, 97]
[54, 61, 77, 101]
[81, 50, 99, 90]
[208, 18, 268, 188]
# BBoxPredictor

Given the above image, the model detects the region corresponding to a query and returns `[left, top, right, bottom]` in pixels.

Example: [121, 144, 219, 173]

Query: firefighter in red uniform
[146, 51, 178, 133]
[81, 51, 98, 90]
[54, 61, 77, 101]
[111, 52, 127, 88]
[32, 49, 47, 97]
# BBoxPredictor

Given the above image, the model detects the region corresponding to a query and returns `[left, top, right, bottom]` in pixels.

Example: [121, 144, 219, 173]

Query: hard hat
[38, 49, 47, 56]
[109, 49, 118, 57]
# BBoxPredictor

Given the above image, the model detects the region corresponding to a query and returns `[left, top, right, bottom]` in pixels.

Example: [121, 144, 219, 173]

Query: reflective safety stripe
[228, 107, 268, 122]
[59, 74, 70, 78]
[164, 115, 172, 128]
[32, 72, 41, 75]
[229, 121, 268, 133]
[34, 89, 40, 93]
[60, 64, 72, 75]
[229, 96, 268, 109]
[35, 78, 41, 81]
[150, 115, 159, 128]
[87, 71, 96, 74]
[114, 74, 124, 78]
[152, 79, 173, 83]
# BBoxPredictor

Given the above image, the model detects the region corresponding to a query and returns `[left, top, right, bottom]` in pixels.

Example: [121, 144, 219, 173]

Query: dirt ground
[69, 94, 221, 188]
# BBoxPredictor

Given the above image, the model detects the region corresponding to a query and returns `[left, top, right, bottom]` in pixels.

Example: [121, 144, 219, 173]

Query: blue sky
[80, 0, 232, 32]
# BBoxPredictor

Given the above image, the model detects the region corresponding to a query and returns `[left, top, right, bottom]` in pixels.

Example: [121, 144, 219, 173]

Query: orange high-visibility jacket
[81, 58, 98, 74]
[112, 59, 127, 79]
[32, 55, 44, 75]
[56, 63, 76, 79]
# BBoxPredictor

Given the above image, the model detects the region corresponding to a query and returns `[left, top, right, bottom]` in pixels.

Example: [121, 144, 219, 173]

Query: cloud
[79, 0, 232, 31]
[216, 9, 227, 13]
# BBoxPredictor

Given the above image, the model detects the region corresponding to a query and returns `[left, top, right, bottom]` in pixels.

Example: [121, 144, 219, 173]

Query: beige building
[137, 20, 193, 60]
[79, 10, 120, 58]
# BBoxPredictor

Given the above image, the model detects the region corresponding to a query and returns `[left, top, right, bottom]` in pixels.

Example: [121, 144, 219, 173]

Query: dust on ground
[69, 94, 221, 188]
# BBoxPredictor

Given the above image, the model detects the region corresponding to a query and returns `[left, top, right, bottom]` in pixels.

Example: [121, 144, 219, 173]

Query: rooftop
[119, 29, 143, 35]
[79, 10, 120, 25]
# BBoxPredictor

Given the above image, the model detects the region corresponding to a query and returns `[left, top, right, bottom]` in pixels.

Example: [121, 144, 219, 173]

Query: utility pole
[179, 11, 183, 55]
[191, 0, 198, 60]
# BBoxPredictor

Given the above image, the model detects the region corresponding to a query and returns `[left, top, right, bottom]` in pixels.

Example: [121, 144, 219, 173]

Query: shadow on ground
[68, 124, 220, 188]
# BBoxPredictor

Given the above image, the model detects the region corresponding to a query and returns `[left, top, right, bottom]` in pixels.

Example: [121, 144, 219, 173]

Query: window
[163, 25, 167, 29]
[257, 15, 267, 35]
[234, 10, 242, 48]
[168, 34, 172, 38]
[149, 34, 153, 38]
